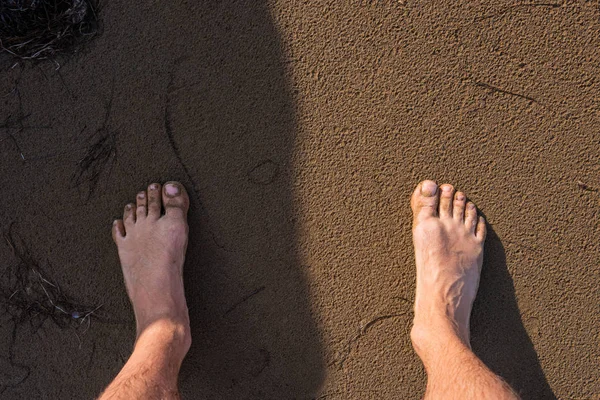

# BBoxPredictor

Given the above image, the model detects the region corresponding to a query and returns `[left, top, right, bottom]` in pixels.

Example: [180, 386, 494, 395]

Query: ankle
[411, 315, 469, 364]
[136, 318, 192, 360]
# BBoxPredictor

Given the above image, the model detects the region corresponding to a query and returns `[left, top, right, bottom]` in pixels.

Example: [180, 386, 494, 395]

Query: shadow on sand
[164, 2, 325, 399]
[471, 225, 556, 399]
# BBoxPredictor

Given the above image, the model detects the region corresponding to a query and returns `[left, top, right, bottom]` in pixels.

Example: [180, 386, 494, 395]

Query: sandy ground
[0, 1, 599, 399]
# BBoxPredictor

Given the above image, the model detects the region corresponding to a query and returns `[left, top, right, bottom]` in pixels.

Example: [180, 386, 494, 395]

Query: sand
[0, 1, 598, 399]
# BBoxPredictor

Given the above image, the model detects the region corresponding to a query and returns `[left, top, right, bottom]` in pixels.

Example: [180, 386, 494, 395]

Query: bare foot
[112, 182, 191, 354]
[410, 180, 486, 354]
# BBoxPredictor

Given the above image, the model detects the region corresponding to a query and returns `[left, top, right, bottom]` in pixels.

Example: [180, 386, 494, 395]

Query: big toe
[411, 180, 439, 223]
[162, 181, 190, 219]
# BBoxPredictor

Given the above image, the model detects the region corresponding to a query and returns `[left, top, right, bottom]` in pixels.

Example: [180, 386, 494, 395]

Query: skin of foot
[111, 181, 191, 358]
[410, 180, 487, 356]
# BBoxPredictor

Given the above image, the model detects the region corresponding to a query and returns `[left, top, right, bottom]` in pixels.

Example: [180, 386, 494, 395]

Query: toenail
[420, 181, 438, 197]
[457, 195, 465, 201]
[442, 185, 451, 193]
[138, 193, 145, 199]
[125, 204, 132, 210]
[165, 183, 180, 197]
[150, 184, 158, 190]
[468, 203, 475, 209]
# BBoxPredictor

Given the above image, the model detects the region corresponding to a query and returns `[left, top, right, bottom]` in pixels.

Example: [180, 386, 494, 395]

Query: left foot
[112, 182, 191, 353]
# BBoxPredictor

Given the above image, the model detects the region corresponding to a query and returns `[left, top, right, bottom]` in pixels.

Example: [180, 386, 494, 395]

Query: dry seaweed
[0, 225, 103, 338]
[71, 126, 117, 200]
[0, 87, 52, 160]
[71, 76, 117, 200]
[0, 225, 106, 392]
[0, 0, 100, 63]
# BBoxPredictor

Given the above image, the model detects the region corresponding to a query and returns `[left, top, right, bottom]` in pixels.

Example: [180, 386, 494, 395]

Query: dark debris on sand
[0, 225, 104, 393]
[0, 0, 100, 62]
[71, 76, 118, 201]
[0, 225, 103, 339]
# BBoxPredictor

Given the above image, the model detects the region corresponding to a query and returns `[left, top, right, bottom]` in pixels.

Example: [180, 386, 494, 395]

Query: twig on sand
[577, 180, 598, 192]
[224, 286, 266, 316]
[473, 81, 539, 104]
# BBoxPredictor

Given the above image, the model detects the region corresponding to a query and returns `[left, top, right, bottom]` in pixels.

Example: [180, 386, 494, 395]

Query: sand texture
[0, 1, 599, 399]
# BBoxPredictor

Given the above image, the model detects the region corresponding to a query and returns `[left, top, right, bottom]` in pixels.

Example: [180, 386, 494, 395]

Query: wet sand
[0, 1, 598, 399]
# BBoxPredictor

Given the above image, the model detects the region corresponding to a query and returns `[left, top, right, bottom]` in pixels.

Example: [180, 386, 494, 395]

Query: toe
[476, 216, 487, 241]
[438, 184, 454, 218]
[162, 181, 190, 219]
[411, 180, 439, 223]
[147, 183, 162, 218]
[136, 191, 147, 219]
[112, 219, 125, 242]
[453, 191, 466, 221]
[464, 202, 478, 233]
[124, 203, 136, 225]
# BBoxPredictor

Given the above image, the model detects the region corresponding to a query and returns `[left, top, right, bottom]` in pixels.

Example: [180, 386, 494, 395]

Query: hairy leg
[410, 180, 519, 400]
[99, 182, 191, 400]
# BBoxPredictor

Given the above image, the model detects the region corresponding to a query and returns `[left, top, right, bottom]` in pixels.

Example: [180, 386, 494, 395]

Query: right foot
[409, 180, 486, 353]
[112, 182, 191, 355]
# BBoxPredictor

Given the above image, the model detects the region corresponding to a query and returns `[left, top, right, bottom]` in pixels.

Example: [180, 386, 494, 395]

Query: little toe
[123, 203, 136, 225]
[411, 180, 439, 223]
[453, 191, 466, 221]
[438, 184, 454, 218]
[476, 216, 487, 241]
[162, 181, 190, 219]
[464, 202, 478, 233]
[112, 219, 125, 242]
[147, 183, 162, 218]
[136, 191, 147, 219]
